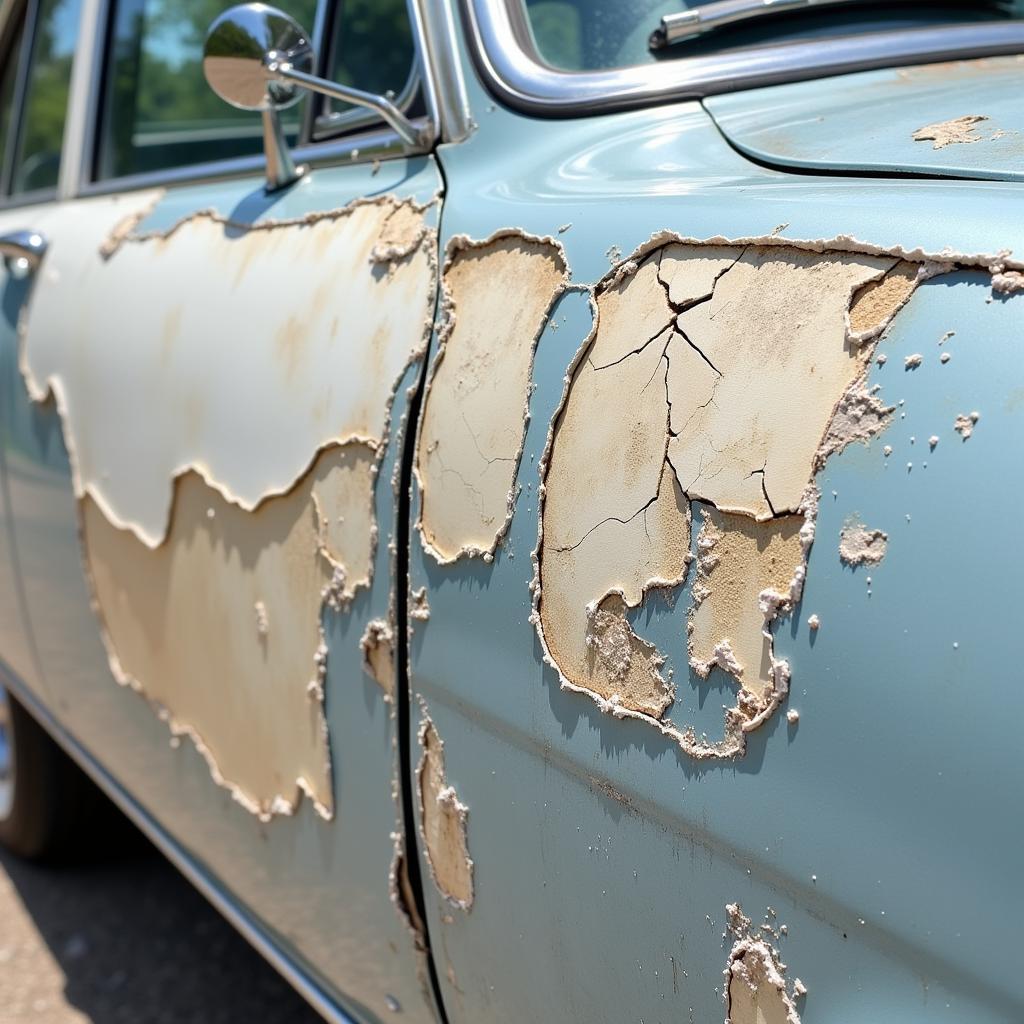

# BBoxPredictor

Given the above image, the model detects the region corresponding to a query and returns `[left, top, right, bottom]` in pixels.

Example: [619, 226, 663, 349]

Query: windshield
[521, 0, 1024, 72]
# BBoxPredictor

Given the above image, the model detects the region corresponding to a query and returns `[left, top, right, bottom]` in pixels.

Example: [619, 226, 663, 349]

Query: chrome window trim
[0, 661, 361, 1024]
[57, 0, 104, 199]
[462, 0, 1024, 116]
[76, 118, 429, 198]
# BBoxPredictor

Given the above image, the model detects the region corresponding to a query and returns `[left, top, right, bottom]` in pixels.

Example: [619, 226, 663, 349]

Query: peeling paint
[724, 903, 803, 1024]
[16, 190, 438, 815]
[838, 517, 888, 566]
[83, 441, 377, 819]
[416, 231, 568, 562]
[531, 235, 942, 756]
[954, 410, 980, 439]
[417, 710, 473, 910]
[361, 618, 395, 699]
[911, 114, 992, 148]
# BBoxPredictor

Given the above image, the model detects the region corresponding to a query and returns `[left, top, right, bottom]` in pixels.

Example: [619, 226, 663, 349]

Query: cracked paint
[724, 903, 803, 1024]
[15, 190, 437, 816]
[531, 231, 1021, 757]
[417, 710, 473, 910]
[416, 231, 568, 562]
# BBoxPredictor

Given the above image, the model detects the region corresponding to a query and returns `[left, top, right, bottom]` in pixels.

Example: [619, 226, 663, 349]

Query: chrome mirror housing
[203, 3, 431, 192]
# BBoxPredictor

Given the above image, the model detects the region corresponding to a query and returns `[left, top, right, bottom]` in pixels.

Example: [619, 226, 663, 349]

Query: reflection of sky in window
[50, 0, 84, 58]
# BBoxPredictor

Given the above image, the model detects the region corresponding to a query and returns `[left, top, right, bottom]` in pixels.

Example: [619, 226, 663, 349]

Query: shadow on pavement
[0, 836, 325, 1023]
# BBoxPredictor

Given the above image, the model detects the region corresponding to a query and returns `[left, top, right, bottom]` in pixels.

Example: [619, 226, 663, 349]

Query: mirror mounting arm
[267, 61, 432, 150]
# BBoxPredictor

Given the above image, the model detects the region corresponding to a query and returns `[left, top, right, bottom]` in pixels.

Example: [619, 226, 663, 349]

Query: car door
[406, 5, 1024, 1024]
[0, 0, 467, 1019]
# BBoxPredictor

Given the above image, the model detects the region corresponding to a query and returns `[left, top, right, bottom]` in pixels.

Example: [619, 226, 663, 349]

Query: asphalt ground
[0, 839, 325, 1023]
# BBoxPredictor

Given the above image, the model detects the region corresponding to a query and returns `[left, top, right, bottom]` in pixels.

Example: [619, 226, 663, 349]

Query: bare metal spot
[417, 712, 473, 910]
[416, 232, 568, 562]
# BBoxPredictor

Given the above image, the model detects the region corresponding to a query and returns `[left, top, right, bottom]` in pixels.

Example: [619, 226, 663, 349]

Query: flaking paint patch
[838, 517, 888, 566]
[911, 114, 990, 148]
[83, 441, 377, 819]
[689, 509, 804, 700]
[724, 903, 803, 1024]
[415, 231, 568, 562]
[417, 710, 473, 910]
[15, 189, 438, 815]
[361, 618, 395, 699]
[531, 230, 1019, 757]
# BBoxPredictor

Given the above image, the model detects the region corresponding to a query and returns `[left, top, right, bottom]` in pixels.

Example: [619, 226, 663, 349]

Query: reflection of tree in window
[13, 0, 82, 194]
[324, 0, 415, 116]
[98, 0, 316, 178]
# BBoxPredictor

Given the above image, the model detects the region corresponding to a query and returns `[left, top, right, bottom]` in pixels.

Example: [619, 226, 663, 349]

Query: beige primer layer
[724, 903, 803, 1024]
[536, 239, 935, 757]
[83, 442, 377, 819]
[13, 190, 438, 815]
[418, 713, 474, 910]
[416, 233, 568, 561]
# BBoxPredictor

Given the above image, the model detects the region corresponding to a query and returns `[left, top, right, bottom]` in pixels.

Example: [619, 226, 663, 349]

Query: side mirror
[204, 3, 429, 191]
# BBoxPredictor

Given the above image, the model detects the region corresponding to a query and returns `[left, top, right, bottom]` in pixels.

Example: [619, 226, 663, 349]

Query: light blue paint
[408, 26, 1024, 1024]
[706, 57, 1024, 181]
[0, 160, 442, 1024]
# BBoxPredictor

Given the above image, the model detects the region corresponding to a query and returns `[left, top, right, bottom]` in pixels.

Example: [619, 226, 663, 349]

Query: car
[1, 0, 1022, 1021]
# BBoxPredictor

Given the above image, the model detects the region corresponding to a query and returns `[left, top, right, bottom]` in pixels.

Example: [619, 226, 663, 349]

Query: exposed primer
[527, 228, 1022, 757]
[361, 618, 396, 699]
[22, 191, 438, 546]
[838, 517, 888, 566]
[724, 902, 803, 1024]
[417, 708, 474, 910]
[954, 410, 980, 439]
[415, 230, 569, 562]
[84, 441, 377, 820]
[911, 114, 990, 149]
[992, 269, 1024, 293]
[17, 189, 439, 815]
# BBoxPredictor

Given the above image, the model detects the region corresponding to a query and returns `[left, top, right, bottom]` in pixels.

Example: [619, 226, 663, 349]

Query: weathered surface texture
[416, 232, 568, 561]
[18, 191, 437, 816]
[536, 240, 938, 756]
[724, 904, 803, 1024]
[417, 714, 473, 910]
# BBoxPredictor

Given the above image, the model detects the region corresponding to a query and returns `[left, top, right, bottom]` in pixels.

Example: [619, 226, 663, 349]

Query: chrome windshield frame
[463, 0, 1024, 117]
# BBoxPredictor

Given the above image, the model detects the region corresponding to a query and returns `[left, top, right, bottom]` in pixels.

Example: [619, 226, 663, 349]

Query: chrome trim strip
[57, 0, 105, 199]
[0, 662, 360, 1024]
[75, 121, 423, 199]
[411, 0, 473, 143]
[463, 0, 1024, 116]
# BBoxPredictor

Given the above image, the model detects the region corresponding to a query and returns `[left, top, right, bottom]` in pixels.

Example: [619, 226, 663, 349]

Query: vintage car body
[0, 1, 1022, 1022]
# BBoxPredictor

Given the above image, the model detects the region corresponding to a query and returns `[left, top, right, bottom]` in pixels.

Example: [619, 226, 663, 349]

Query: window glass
[97, 0, 316, 179]
[12, 0, 81, 194]
[322, 0, 418, 121]
[522, 0, 1024, 72]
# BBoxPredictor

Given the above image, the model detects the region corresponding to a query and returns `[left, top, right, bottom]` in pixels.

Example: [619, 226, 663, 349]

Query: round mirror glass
[204, 3, 314, 112]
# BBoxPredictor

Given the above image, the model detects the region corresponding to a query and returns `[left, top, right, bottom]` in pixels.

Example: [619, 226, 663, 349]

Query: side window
[97, 0, 317, 179]
[96, 0, 420, 180]
[12, 0, 81, 193]
[0, 0, 79, 200]
[316, 0, 420, 137]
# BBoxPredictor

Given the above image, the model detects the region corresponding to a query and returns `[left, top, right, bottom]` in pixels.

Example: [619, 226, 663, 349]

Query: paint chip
[838, 517, 888, 566]
[418, 712, 473, 910]
[912, 114, 990, 149]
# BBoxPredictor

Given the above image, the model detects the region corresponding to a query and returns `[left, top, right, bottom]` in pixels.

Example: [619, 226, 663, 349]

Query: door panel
[0, 156, 442, 1022]
[407, 69, 1024, 1024]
